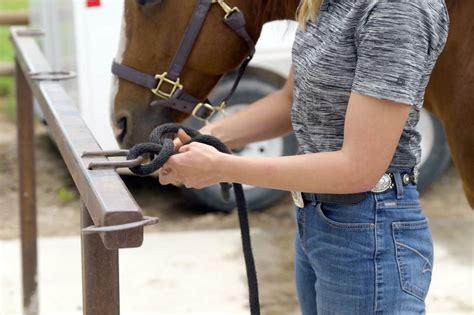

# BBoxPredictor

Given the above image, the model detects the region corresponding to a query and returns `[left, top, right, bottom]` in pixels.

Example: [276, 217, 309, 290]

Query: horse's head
[111, 0, 264, 148]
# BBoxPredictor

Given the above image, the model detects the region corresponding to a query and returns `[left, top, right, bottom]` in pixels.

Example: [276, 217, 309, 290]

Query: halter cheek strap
[111, 0, 256, 122]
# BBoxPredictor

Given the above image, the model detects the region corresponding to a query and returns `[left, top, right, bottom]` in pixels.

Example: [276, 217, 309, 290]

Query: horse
[110, 0, 474, 209]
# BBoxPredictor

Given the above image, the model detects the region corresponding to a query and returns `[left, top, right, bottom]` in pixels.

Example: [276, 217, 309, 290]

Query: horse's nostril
[115, 116, 128, 144]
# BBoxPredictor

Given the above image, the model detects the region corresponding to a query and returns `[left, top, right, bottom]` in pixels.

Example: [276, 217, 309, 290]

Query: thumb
[177, 128, 192, 145]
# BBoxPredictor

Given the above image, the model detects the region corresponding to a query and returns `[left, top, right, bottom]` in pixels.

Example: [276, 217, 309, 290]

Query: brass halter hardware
[112, 0, 255, 123]
[192, 101, 227, 124]
[151, 72, 184, 99]
[211, 0, 240, 19]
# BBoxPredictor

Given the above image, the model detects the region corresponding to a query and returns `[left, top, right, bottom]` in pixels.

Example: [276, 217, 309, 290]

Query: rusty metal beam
[10, 26, 154, 250]
[16, 59, 39, 315]
[0, 12, 29, 26]
[81, 201, 120, 315]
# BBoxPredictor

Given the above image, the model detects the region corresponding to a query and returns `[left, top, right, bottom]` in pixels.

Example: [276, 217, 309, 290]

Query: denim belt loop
[393, 173, 404, 200]
[310, 193, 317, 206]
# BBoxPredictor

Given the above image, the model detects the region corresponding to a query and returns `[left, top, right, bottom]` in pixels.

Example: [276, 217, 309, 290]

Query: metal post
[81, 200, 120, 315]
[0, 63, 15, 76]
[0, 12, 29, 26]
[16, 59, 38, 315]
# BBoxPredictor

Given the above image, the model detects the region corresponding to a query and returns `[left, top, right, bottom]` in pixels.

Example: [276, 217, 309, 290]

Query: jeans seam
[302, 209, 306, 250]
[298, 208, 306, 251]
[373, 209, 379, 314]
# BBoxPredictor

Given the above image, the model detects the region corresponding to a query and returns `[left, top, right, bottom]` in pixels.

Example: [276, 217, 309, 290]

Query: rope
[126, 123, 260, 315]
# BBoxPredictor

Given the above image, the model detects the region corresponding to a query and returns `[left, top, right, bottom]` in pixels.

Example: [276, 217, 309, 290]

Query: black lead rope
[127, 123, 260, 315]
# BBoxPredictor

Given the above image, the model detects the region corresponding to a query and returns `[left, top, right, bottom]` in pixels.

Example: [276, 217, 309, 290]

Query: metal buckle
[211, 0, 240, 19]
[291, 191, 305, 208]
[151, 72, 183, 99]
[192, 103, 216, 123]
[371, 174, 393, 193]
[191, 102, 226, 124]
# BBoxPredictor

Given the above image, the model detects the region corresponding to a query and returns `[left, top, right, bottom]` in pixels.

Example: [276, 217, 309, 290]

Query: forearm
[219, 151, 378, 194]
[208, 89, 293, 149]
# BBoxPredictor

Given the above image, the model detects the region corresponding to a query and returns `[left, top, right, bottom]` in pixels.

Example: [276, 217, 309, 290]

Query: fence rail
[11, 26, 159, 315]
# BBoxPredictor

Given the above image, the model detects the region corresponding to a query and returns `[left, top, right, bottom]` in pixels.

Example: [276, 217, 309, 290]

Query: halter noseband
[112, 0, 256, 123]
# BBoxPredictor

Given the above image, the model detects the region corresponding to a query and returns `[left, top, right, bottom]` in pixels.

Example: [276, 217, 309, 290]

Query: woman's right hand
[161, 124, 216, 187]
[172, 123, 215, 152]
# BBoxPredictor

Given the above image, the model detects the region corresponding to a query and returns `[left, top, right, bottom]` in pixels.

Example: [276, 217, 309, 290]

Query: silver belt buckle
[291, 191, 305, 208]
[371, 174, 392, 193]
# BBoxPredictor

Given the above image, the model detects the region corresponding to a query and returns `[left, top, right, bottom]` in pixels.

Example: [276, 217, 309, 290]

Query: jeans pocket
[392, 219, 433, 300]
[316, 202, 375, 230]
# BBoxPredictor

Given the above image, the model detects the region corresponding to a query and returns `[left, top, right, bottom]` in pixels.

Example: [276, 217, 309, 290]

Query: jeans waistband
[301, 172, 415, 205]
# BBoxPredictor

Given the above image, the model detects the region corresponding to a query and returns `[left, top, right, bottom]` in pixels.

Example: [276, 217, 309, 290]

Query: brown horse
[111, 0, 474, 208]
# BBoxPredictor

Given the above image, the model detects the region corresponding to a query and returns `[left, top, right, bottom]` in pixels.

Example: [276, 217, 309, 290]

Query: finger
[172, 138, 183, 152]
[177, 129, 192, 145]
[159, 167, 171, 176]
[159, 171, 179, 186]
[163, 156, 177, 168]
[159, 173, 170, 185]
[178, 144, 192, 153]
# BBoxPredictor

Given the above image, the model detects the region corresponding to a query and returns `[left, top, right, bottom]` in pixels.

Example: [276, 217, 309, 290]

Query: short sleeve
[352, 2, 448, 106]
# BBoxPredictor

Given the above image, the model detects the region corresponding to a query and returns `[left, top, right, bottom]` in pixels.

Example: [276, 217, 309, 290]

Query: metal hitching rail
[11, 26, 159, 315]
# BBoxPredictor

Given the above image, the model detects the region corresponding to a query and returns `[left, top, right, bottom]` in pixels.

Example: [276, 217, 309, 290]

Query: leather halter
[112, 0, 256, 123]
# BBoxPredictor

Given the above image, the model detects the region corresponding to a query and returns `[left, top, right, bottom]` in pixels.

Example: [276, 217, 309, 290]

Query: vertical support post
[81, 200, 120, 315]
[16, 59, 38, 315]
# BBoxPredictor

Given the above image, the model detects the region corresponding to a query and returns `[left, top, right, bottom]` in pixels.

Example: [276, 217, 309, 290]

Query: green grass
[0, 0, 28, 11]
[0, 0, 28, 119]
[56, 186, 77, 204]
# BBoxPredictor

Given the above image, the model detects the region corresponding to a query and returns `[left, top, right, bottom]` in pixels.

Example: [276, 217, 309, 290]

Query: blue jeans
[294, 174, 433, 314]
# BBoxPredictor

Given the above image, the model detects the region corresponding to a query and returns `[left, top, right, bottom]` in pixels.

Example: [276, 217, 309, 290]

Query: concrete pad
[426, 218, 474, 314]
[1, 230, 250, 315]
[1, 221, 473, 314]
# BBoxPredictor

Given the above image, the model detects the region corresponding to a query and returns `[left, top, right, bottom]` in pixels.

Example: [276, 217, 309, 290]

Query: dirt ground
[0, 105, 472, 314]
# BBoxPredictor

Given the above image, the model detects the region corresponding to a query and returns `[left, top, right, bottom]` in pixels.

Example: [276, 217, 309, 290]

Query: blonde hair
[297, 0, 323, 29]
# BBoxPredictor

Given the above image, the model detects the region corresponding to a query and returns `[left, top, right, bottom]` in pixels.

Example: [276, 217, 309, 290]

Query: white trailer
[29, 0, 450, 210]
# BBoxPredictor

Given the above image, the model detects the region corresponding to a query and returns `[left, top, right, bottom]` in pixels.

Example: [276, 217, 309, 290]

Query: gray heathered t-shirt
[291, 0, 449, 173]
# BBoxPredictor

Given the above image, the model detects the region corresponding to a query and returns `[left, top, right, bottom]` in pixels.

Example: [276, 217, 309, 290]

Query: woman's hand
[159, 129, 227, 189]
[172, 123, 214, 153]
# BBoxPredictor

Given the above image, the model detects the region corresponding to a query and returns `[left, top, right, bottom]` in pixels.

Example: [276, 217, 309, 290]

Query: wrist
[200, 122, 216, 136]
[216, 152, 234, 183]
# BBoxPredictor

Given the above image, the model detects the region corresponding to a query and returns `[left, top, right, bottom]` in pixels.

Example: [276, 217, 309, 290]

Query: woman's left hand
[158, 129, 227, 189]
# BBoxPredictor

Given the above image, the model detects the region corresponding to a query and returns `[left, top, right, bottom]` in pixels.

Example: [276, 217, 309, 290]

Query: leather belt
[291, 172, 417, 207]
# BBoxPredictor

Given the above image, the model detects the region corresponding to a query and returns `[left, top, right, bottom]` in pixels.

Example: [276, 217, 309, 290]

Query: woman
[159, 0, 449, 313]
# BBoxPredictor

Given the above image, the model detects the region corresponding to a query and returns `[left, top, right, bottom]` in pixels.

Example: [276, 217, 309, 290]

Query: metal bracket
[82, 150, 144, 170]
[29, 71, 76, 81]
[82, 216, 159, 234]
[16, 29, 45, 37]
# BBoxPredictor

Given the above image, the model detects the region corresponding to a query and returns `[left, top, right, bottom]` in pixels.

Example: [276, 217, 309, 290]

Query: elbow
[355, 176, 381, 193]
[339, 149, 389, 193]
[346, 163, 387, 193]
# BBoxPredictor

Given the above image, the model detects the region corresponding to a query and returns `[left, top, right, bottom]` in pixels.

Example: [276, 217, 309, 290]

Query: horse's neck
[256, 0, 301, 24]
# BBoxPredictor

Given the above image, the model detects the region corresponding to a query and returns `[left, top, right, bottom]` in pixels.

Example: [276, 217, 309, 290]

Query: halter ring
[151, 72, 184, 99]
